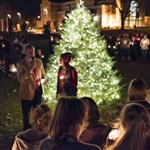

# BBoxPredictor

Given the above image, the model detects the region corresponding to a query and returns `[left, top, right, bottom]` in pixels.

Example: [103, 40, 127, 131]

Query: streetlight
[17, 12, 21, 31]
[7, 14, 11, 19]
[37, 16, 40, 20]
[17, 12, 21, 21]
[6, 14, 11, 32]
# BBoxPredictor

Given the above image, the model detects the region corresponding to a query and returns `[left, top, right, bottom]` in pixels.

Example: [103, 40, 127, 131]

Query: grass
[0, 37, 150, 149]
[0, 60, 150, 149]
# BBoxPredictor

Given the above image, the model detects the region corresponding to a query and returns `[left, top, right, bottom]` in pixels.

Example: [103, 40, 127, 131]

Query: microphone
[31, 57, 34, 62]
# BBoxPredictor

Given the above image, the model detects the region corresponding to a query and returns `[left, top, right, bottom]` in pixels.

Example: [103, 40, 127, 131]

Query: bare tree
[114, 0, 133, 30]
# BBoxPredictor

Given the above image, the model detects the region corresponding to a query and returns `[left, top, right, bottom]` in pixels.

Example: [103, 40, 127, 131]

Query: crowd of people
[12, 44, 150, 150]
[11, 79, 150, 150]
[106, 32, 150, 62]
[1, 33, 150, 149]
[0, 35, 46, 79]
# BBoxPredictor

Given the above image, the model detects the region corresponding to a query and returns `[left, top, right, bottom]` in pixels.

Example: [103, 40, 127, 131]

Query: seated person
[0, 59, 11, 78]
[39, 97, 101, 150]
[12, 104, 52, 150]
[105, 103, 150, 150]
[127, 78, 147, 102]
[80, 97, 111, 149]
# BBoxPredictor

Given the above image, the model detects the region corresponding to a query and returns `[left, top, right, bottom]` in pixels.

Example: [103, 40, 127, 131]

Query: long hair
[81, 97, 100, 128]
[106, 103, 150, 150]
[29, 104, 52, 134]
[127, 78, 147, 102]
[49, 97, 88, 149]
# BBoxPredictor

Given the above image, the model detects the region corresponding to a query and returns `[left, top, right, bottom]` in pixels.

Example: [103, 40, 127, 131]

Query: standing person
[57, 52, 78, 97]
[39, 97, 102, 150]
[120, 33, 131, 62]
[36, 49, 46, 68]
[17, 45, 46, 130]
[19, 38, 29, 59]
[140, 34, 150, 60]
[12, 104, 52, 150]
[130, 36, 138, 62]
[11, 38, 22, 64]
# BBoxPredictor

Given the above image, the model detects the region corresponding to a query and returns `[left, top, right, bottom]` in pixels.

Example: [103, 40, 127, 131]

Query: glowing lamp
[10, 64, 17, 73]
[108, 45, 111, 48]
[59, 74, 65, 80]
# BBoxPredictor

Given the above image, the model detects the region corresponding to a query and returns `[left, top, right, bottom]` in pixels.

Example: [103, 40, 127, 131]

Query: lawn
[0, 59, 150, 149]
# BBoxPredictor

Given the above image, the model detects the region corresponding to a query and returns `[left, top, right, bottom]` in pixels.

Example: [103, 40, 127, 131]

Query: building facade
[37, 0, 150, 32]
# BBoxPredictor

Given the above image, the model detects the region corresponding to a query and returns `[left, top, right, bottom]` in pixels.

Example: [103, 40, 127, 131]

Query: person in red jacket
[57, 52, 78, 97]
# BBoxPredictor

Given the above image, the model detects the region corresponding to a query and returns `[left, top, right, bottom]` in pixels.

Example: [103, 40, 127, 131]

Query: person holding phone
[17, 45, 46, 130]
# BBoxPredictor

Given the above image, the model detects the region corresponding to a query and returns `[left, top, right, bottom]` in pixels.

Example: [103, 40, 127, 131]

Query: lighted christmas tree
[44, 0, 121, 105]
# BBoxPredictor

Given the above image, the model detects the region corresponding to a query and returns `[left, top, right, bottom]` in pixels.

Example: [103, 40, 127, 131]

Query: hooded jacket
[12, 129, 47, 150]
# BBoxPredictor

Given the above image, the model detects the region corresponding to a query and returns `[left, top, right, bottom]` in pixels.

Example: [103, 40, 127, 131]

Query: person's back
[40, 136, 101, 150]
[80, 124, 110, 148]
[39, 97, 101, 150]
[12, 104, 52, 150]
[12, 129, 47, 150]
[105, 103, 150, 150]
[80, 97, 110, 148]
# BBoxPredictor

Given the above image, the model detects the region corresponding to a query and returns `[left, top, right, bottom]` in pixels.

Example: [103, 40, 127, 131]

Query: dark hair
[81, 97, 100, 128]
[25, 45, 35, 52]
[29, 104, 52, 134]
[49, 97, 88, 149]
[60, 52, 74, 59]
[127, 78, 147, 102]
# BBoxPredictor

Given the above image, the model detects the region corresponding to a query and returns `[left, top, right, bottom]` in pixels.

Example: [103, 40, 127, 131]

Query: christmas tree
[44, 0, 121, 105]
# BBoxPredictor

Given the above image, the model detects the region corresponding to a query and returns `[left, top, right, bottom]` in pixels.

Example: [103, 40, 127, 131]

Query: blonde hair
[106, 103, 150, 150]
[145, 89, 150, 103]
[29, 104, 52, 134]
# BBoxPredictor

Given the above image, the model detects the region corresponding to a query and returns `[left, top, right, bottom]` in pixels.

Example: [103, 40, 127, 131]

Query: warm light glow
[93, 15, 99, 22]
[10, 64, 17, 73]
[17, 12, 21, 17]
[44, 0, 121, 104]
[7, 14, 11, 18]
[101, 5, 121, 28]
[37, 16, 40, 19]
[26, 21, 29, 24]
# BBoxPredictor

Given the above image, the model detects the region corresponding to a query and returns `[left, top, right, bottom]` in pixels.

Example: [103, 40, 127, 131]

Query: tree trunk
[121, 17, 125, 30]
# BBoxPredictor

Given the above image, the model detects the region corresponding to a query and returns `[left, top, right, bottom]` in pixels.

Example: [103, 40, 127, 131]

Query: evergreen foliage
[44, 0, 121, 106]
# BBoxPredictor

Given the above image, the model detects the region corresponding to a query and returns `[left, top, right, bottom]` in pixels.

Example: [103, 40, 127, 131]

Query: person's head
[29, 104, 52, 134]
[59, 52, 74, 66]
[50, 97, 88, 139]
[1, 59, 5, 65]
[81, 97, 100, 128]
[127, 78, 147, 102]
[13, 38, 19, 43]
[37, 49, 42, 55]
[144, 34, 147, 39]
[25, 45, 35, 58]
[107, 103, 150, 150]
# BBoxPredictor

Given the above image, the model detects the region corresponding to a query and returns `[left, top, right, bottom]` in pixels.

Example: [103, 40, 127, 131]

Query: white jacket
[140, 38, 150, 50]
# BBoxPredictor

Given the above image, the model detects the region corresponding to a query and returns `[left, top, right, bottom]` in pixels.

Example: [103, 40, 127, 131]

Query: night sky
[0, 0, 70, 18]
